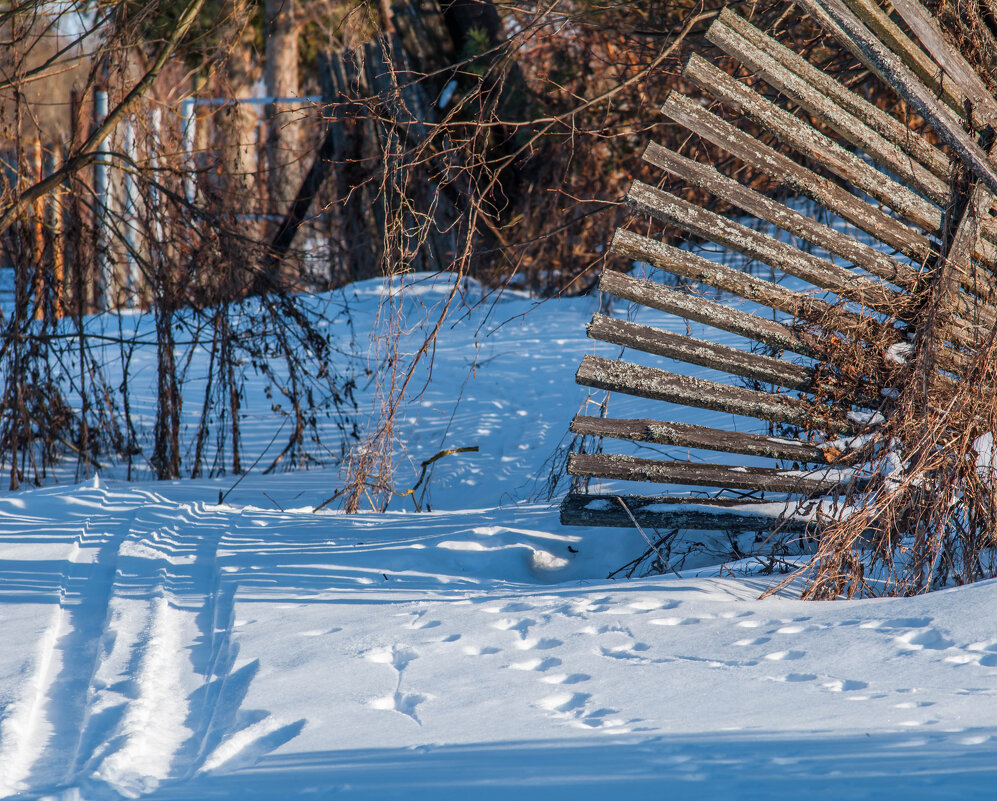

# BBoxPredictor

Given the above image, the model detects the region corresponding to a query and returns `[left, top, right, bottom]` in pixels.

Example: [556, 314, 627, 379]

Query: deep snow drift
[1, 274, 996, 800]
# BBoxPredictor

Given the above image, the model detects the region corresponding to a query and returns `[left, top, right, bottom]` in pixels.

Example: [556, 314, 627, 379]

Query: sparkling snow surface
[0, 274, 996, 800]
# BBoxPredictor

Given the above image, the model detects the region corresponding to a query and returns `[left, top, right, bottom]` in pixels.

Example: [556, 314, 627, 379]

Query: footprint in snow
[369, 691, 429, 724]
[365, 644, 428, 724]
[540, 673, 590, 685]
[894, 629, 955, 651]
[535, 691, 635, 733]
[879, 617, 934, 629]
[734, 637, 771, 647]
[367, 644, 418, 672]
[516, 637, 562, 651]
[462, 645, 501, 656]
[628, 599, 677, 612]
[491, 617, 535, 638]
[775, 624, 812, 634]
[764, 650, 805, 661]
[499, 602, 535, 613]
[599, 642, 652, 663]
[403, 610, 442, 630]
[507, 656, 561, 672]
[822, 678, 868, 692]
[768, 673, 818, 683]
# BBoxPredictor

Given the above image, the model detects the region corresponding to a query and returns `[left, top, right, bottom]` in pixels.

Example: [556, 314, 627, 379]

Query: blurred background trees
[2, 0, 851, 301]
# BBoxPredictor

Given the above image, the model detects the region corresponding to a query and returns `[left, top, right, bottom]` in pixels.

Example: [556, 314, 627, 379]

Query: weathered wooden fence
[562, 0, 997, 537]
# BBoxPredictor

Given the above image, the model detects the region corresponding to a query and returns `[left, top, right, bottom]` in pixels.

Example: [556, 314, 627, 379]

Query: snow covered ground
[2, 272, 997, 799]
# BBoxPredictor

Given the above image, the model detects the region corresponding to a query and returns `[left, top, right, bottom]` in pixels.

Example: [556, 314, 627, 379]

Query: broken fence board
[627, 180, 913, 320]
[586, 313, 813, 390]
[796, 0, 997, 197]
[639, 143, 997, 333]
[602, 239, 901, 359]
[888, 0, 997, 123]
[840, 0, 973, 121]
[570, 415, 832, 464]
[707, 11, 949, 205]
[560, 492, 827, 533]
[642, 140, 923, 293]
[575, 354, 856, 434]
[567, 452, 864, 494]
[712, 7, 949, 179]
[598, 266, 816, 356]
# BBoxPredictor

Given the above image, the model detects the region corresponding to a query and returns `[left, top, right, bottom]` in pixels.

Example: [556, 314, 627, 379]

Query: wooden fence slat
[932, 177, 995, 332]
[560, 492, 826, 533]
[598, 266, 816, 356]
[706, 13, 948, 205]
[641, 142, 921, 292]
[659, 92, 936, 265]
[660, 91, 997, 287]
[796, 0, 997, 197]
[682, 53, 943, 234]
[608, 231, 974, 377]
[570, 415, 832, 464]
[711, 8, 948, 179]
[817, 0, 997, 249]
[640, 143, 997, 332]
[948, 180, 994, 270]
[587, 313, 813, 389]
[567, 452, 863, 494]
[606, 235, 896, 353]
[576, 354, 856, 433]
[626, 181, 912, 318]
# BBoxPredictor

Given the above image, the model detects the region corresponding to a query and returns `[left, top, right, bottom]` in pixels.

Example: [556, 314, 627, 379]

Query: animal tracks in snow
[362, 590, 997, 745]
[366, 645, 431, 725]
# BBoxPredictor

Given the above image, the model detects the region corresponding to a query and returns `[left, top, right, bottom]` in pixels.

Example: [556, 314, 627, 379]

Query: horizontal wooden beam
[576, 354, 857, 434]
[608, 231, 894, 351]
[568, 452, 862, 494]
[711, 8, 948, 179]
[890, 0, 997, 122]
[888, 0, 997, 123]
[560, 492, 830, 533]
[642, 141, 922, 292]
[627, 180, 911, 320]
[570, 415, 832, 464]
[598, 266, 816, 356]
[639, 144, 997, 333]
[837, 0, 969, 121]
[586, 314, 813, 390]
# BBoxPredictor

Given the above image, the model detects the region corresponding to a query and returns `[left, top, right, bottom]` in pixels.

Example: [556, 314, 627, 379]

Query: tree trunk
[264, 0, 302, 225]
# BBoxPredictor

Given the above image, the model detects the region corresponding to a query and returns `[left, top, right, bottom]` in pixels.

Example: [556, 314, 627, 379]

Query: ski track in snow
[0, 487, 302, 799]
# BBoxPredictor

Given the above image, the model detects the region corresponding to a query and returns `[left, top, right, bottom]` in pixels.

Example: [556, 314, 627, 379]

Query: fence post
[181, 96, 196, 205]
[149, 107, 163, 251]
[93, 87, 112, 309]
[123, 116, 140, 305]
[47, 144, 65, 317]
[32, 137, 45, 320]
